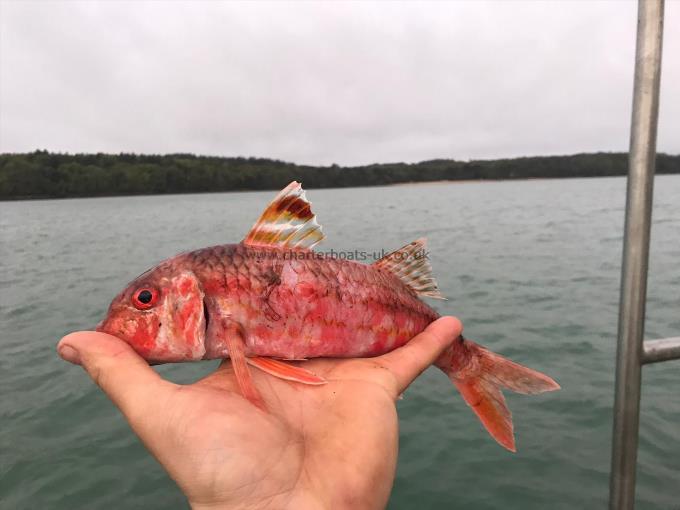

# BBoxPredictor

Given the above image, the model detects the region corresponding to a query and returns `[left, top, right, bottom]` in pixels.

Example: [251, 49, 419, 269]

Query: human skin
[57, 316, 462, 510]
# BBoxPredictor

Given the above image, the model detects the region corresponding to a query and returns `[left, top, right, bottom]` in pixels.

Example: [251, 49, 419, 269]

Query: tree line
[0, 150, 678, 200]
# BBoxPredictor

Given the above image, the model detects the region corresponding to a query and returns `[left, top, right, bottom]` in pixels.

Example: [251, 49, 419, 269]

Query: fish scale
[190, 244, 425, 358]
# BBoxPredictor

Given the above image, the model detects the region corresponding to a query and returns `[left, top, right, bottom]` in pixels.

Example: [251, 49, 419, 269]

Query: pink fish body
[98, 182, 559, 451]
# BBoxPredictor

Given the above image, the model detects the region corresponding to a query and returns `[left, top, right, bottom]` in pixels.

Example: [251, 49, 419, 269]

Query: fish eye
[132, 287, 159, 310]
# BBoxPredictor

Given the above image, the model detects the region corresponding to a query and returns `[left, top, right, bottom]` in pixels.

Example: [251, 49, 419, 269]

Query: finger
[376, 316, 462, 394]
[57, 331, 173, 423]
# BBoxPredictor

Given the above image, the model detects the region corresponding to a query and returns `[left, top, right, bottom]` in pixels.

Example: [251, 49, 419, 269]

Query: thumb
[57, 331, 174, 424]
[376, 316, 462, 395]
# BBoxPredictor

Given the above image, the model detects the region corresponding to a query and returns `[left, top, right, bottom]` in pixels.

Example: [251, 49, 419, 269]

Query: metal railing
[609, 1, 679, 509]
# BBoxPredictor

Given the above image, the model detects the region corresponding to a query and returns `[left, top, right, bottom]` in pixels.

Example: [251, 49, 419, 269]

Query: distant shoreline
[387, 176, 573, 186]
[4, 173, 680, 203]
[1, 151, 678, 201]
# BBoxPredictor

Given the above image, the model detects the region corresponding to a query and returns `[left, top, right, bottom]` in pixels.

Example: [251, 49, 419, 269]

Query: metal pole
[609, 1, 664, 509]
[642, 337, 680, 364]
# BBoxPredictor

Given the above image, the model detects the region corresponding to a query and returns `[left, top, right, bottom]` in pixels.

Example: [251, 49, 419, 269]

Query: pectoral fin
[247, 357, 327, 385]
[223, 327, 266, 410]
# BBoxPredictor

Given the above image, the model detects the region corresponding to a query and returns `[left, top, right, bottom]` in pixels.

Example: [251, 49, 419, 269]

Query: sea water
[1, 176, 678, 509]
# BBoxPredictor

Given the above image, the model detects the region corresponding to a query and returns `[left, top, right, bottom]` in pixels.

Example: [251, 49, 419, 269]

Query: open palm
[58, 317, 462, 510]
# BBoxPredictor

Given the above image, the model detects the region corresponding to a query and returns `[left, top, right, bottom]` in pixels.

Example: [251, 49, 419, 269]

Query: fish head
[96, 265, 207, 362]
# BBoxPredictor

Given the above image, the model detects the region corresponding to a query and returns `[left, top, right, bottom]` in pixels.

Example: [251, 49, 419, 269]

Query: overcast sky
[1, 1, 678, 166]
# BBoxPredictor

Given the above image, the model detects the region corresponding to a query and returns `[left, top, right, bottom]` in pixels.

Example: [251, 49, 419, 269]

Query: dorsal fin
[243, 181, 325, 249]
[374, 238, 446, 299]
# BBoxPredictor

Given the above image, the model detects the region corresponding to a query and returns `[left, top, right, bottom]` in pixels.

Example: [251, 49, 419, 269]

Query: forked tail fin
[436, 337, 560, 452]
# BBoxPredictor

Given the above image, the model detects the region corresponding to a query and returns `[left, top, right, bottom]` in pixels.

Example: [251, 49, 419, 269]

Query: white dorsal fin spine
[243, 181, 325, 250]
[373, 238, 446, 299]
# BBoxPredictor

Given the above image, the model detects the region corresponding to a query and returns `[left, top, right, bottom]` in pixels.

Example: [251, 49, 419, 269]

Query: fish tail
[436, 336, 559, 452]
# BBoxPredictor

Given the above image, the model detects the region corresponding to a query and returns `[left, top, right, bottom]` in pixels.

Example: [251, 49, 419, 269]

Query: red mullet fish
[97, 182, 559, 451]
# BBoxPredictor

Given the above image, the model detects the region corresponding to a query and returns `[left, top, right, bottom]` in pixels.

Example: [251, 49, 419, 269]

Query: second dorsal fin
[243, 181, 325, 249]
[374, 238, 446, 299]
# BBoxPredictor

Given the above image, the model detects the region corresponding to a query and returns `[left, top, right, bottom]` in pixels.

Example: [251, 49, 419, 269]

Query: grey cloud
[1, 0, 678, 166]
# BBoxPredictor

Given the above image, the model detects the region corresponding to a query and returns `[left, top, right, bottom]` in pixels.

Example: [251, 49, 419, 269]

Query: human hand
[57, 316, 462, 510]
